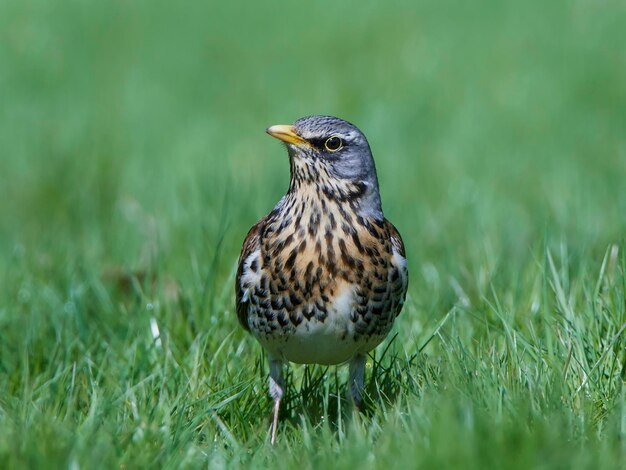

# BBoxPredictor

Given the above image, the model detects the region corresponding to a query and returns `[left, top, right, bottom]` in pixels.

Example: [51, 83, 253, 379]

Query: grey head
[266, 115, 383, 220]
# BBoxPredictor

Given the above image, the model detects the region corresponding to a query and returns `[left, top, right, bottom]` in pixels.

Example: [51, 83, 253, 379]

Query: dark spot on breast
[341, 223, 353, 235]
[338, 204, 350, 222]
[289, 291, 302, 307]
[324, 230, 333, 246]
[365, 222, 378, 237]
[373, 285, 387, 294]
[315, 299, 327, 313]
[352, 181, 367, 198]
[351, 232, 364, 253]
[339, 239, 356, 268]
[365, 246, 380, 257]
[308, 210, 321, 236]
[269, 282, 279, 295]
[303, 305, 315, 320]
[295, 212, 303, 228]
[283, 233, 294, 248]
[326, 250, 336, 277]
[272, 257, 283, 272]
[289, 311, 303, 326]
[322, 185, 335, 201]
[277, 312, 289, 327]
[285, 249, 298, 270]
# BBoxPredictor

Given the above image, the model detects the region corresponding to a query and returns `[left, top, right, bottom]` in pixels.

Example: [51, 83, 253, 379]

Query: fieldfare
[235, 115, 408, 444]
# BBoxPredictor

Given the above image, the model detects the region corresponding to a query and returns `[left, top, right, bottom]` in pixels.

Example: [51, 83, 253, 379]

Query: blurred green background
[2, 0, 625, 272]
[1, 0, 625, 467]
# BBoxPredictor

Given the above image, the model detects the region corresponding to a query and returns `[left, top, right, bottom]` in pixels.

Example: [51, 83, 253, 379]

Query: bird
[235, 115, 408, 444]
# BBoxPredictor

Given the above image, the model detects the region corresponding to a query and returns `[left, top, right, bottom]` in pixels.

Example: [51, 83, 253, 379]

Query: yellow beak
[266, 125, 310, 146]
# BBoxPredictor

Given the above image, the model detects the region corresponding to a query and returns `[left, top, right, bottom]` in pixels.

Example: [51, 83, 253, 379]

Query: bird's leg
[268, 356, 284, 445]
[348, 354, 366, 410]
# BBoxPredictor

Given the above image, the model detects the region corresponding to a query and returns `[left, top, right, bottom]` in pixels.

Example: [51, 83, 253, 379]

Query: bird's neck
[280, 159, 383, 223]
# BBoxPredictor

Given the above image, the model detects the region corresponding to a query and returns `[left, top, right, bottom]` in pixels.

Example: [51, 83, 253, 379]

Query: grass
[1, 0, 626, 467]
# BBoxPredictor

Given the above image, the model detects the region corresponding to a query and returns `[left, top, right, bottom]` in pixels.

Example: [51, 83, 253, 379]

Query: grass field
[1, 0, 626, 468]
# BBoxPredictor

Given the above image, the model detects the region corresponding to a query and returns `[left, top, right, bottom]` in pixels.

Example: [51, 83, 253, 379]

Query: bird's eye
[324, 136, 343, 152]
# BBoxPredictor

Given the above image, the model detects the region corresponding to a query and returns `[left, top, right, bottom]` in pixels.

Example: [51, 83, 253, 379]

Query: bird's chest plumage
[242, 186, 403, 365]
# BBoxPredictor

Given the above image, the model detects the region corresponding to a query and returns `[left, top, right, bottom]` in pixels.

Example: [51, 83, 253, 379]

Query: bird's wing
[235, 217, 267, 331]
[385, 219, 409, 317]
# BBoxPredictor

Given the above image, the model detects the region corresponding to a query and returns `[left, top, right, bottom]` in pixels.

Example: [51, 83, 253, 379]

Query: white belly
[256, 322, 386, 365]
[252, 286, 386, 365]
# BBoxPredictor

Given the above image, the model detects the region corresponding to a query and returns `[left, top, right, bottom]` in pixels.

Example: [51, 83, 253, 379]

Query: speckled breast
[242, 189, 406, 365]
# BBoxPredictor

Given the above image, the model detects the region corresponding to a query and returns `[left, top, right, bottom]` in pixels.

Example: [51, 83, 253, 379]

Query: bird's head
[266, 115, 382, 219]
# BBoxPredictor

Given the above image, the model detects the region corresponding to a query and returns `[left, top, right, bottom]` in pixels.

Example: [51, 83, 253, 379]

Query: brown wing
[384, 219, 408, 317]
[235, 217, 267, 331]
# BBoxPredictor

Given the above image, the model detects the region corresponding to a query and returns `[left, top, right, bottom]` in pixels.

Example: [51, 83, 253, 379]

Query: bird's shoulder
[383, 218, 406, 258]
[383, 218, 408, 315]
[235, 216, 269, 331]
[240, 216, 267, 262]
